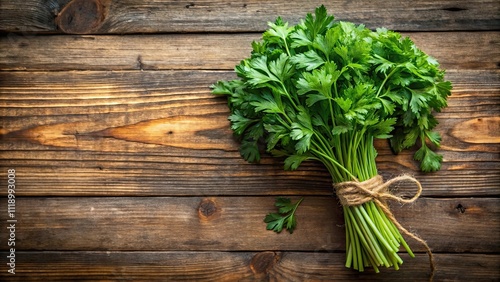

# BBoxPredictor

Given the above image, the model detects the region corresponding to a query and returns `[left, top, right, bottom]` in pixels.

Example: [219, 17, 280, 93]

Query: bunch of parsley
[212, 6, 451, 273]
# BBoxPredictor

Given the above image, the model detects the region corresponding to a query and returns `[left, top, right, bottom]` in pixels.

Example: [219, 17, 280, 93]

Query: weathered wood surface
[1, 32, 499, 71]
[1, 0, 499, 33]
[0, 197, 498, 252]
[0, 69, 498, 197]
[1, 0, 499, 281]
[0, 252, 498, 281]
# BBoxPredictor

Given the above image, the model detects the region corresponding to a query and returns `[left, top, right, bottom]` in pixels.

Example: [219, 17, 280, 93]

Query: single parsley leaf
[425, 130, 442, 146]
[290, 49, 325, 71]
[284, 154, 311, 170]
[370, 54, 396, 74]
[414, 144, 442, 172]
[264, 197, 304, 234]
[251, 91, 284, 114]
[240, 139, 261, 163]
[228, 111, 257, 135]
[290, 108, 314, 154]
[296, 66, 334, 97]
[269, 53, 295, 82]
[211, 80, 235, 96]
[265, 19, 292, 41]
[372, 118, 397, 139]
[290, 28, 313, 48]
[302, 5, 334, 41]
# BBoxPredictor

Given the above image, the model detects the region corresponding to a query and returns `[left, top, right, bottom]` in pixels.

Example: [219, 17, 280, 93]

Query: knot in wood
[197, 198, 219, 220]
[250, 251, 280, 274]
[55, 0, 109, 34]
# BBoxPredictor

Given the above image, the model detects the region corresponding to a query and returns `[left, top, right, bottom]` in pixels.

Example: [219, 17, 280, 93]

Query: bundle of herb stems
[212, 6, 451, 273]
[333, 134, 408, 272]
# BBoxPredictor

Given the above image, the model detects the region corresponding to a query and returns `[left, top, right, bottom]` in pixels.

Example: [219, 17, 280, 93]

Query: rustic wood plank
[0, 2, 496, 281]
[0, 197, 498, 253]
[0, 70, 498, 196]
[0, 251, 498, 281]
[1, 32, 499, 71]
[1, 0, 499, 34]
[273, 252, 500, 281]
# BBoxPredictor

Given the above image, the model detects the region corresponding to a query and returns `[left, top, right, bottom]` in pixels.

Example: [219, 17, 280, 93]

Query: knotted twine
[334, 174, 435, 281]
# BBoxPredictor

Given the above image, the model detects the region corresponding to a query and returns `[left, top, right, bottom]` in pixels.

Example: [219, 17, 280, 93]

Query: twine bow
[334, 174, 435, 281]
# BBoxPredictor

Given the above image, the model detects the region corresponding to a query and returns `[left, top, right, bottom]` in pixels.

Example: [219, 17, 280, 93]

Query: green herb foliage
[264, 197, 303, 234]
[212, 5, 451, 272]
[213, 6, 451, 174]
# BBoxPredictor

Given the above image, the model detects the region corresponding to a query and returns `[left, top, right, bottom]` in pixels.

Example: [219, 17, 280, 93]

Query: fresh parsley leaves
[264, 197, 304, 234]
[212, 5, 451, 174]
[212, 6, 452, 273]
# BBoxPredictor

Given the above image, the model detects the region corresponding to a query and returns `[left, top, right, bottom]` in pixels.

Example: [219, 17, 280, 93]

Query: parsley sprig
[264, 197, 303, 234]
[213, 6, 451, 273]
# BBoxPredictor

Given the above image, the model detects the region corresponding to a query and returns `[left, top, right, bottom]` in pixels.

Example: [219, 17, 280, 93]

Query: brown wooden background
[0, 0, 499, 281]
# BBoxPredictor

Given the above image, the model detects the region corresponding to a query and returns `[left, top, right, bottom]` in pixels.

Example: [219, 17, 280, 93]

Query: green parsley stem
[359, 204, 395, 258]
[279, 81, 300, 110]
[369, 201, 399, 251]
[282, 36, 291, 57]
[310, 146, 355, 180]
[344, 208, 354, 268]
[347, 207, 379, 267]
[375, 65, 401, 98]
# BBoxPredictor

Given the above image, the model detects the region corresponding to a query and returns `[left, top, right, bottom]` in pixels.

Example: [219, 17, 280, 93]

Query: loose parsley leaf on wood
[264, 197, 304, 234]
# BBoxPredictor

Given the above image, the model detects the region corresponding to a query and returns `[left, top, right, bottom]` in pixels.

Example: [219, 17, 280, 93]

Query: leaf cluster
[212, 5, 451, 173]
[264, 197, 303, 234]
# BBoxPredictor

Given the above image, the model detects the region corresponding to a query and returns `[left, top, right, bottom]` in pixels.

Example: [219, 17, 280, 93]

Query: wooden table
[1, 1, 499, 281]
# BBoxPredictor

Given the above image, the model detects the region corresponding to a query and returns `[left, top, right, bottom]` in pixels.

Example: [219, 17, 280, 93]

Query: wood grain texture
[55, 0, 110, 34]
[0, 70, 498, 197]
[0, 197, 498, 253]
[1, 32, 499, 71]
[1, 0, 499, 33]
[0, 1, 499, 280]
[0, 251, 498, 281]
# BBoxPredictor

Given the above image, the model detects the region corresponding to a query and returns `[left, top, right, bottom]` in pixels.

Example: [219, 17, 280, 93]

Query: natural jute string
[334, 174, 435, 281]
